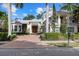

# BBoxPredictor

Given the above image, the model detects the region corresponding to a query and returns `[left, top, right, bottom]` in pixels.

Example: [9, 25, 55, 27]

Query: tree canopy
[36, 14, 42, 19]
[0, 11, 8, 31]
[73, 7, 79, 22]
[23, 14, 35, 20]
[0, 11, 7, 19]
[61, 3, 77, 15]
[15, 3, 23, 9]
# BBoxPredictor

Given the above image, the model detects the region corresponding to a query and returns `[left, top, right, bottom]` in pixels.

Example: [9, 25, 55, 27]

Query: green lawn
[47, 42, 79, 47]
[40, 32, 79, 41]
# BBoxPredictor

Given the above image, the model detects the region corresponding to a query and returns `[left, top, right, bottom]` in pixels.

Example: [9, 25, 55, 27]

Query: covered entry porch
[11, 20, 42, 34]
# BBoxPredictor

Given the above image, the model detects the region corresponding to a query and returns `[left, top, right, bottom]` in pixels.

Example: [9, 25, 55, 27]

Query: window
[19, 25, 21, 31]
[68, 27, 74, 32]
[12, 25, 13, 31]
[15, 25, 17, 31]
[55, 27, 59, 32]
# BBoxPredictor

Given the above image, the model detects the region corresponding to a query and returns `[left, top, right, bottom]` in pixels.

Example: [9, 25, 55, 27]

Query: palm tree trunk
[46, 3, 49, 33]
[52, 4, 56, 32]
[8, 3, 11, 36]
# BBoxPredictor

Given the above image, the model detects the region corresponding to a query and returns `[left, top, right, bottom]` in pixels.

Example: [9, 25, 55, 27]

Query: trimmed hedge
[40, 33, 68, 40]
[45, 33, 60, 40]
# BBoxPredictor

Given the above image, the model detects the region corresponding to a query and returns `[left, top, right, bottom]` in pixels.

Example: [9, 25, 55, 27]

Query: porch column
[74, 24, 77, 33]
[29, 23, 32, 34]
[38, 23, 41, 33]
[12, 24, 15, 32]
[17, 24, 19, 32]
[58, 15, 61, 33]
[21, 24, 22, 32]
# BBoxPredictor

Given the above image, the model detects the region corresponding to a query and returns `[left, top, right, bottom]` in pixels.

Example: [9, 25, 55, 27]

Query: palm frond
[61, 4, 77, 12]
[15, 3, 23, 9]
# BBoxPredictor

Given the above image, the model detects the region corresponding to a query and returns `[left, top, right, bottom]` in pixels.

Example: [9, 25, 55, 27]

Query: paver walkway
[0, 35, 51, 48]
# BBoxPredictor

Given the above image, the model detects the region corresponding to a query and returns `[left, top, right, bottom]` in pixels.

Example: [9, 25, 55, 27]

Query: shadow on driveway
[0, 40, 53, 48]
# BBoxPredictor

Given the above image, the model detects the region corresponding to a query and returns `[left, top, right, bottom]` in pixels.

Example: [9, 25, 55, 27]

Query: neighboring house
[41, 8, 77, 33]
[67, 16, 77, 33]
[41, 9, 63, 33]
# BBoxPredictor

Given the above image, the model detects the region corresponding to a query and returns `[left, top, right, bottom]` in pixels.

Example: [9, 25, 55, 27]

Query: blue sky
[0, 3, 62, 20]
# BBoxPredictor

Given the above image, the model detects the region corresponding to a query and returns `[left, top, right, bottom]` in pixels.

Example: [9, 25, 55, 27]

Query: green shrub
[12, 32, 16, 34]
[60, 24, 67, 34]
[7, 34, 16, 40]
[0, 32, 8, 41]
[0, 32, 16, 41]
[72, 33, 79, 40]
[44, 33, 65, 40]
[45, 33, 60, 40]
[63, 33, 79, 40]
[11, 34, 16, 39]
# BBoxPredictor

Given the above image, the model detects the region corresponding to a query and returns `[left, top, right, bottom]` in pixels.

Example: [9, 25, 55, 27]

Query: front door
[22, 24, 27, 33]
[32, 26, 38, 33]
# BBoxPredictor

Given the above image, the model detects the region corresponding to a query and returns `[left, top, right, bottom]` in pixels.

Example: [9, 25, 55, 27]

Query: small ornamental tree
[60, 24, 67, 34]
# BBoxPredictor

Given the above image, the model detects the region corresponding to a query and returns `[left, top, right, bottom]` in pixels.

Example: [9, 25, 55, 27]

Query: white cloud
[12, 5, 18, 13]
[11, 5, 18, 17]
[2, 3, 8, 9]
[23, 13, 27, 16]
[13, 13, 17, 16]
[36, 7, 43, 14]
[2, 4, 18, 13]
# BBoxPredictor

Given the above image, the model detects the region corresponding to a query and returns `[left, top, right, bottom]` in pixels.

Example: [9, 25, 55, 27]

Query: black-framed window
[15, 25, 17, 31]
[12, 25, 13, 31]
[19, 25, 21, 31]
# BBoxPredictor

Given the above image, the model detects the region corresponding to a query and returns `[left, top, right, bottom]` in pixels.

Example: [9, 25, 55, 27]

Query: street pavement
[0, 47, 79, 56]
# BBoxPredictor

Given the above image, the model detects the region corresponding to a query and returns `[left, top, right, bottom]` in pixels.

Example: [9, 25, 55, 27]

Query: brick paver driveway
[0, 35, 50, 48]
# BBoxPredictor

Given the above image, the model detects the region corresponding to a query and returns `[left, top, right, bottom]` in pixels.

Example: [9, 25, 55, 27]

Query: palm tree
[7, 3, 23, 36]
[0, 11, 5, 18]
[61, 3, 76, 13]
[51, 4, 57, 32]
[73, 6, 79, 34]
[73, 7, 79, 22]
[1, 13, 8, 31]
[46, 3, 49, 33]
[61, 3, 77, 32]
[0, 11, 8, 31]
[61, 3, 77, 46]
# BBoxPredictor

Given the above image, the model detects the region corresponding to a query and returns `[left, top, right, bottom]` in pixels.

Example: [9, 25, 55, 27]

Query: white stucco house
[11, 8, 78, 34]
[11, 19, 42, 34]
